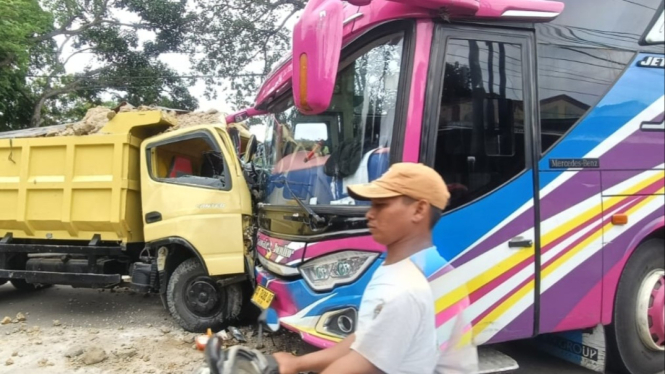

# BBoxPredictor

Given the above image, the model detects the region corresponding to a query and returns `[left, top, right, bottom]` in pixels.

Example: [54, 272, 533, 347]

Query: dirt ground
[1, 283, 628, 374]
[0, 284, 310, 374]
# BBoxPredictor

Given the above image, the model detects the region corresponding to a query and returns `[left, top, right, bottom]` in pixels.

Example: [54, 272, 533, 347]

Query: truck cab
[0, 110, 256, 332]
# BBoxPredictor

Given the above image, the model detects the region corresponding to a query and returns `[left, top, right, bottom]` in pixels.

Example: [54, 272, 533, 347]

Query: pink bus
[239, 0, 664, 373]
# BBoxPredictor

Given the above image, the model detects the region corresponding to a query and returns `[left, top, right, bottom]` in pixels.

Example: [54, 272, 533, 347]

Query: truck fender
[147, 237, 209, 309]
[147, 237, 250, 309]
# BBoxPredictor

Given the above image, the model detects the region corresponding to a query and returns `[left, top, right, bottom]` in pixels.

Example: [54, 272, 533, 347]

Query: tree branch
[100, 20, 154, 30]
[30, 67, 107, 127]
[246, 8, 298, 63]
[0, 55, 15, 69]
[56, 35, 73, 57]
[34, 18, 103, 41]
[62, 47, 96, 67]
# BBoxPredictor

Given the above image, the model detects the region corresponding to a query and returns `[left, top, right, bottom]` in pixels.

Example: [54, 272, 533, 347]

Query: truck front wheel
[167, 258, 243, 332]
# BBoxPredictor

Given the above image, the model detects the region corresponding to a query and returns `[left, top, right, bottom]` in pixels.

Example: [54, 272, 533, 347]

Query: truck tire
[167, 258, 243, 332]
[608, 238, 664, 374]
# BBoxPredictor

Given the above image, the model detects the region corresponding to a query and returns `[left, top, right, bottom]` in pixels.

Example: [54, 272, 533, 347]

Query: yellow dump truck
[0, 111, 257, 332]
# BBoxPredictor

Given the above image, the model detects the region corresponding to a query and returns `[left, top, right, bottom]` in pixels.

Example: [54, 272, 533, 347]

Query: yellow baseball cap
[347, 163, 450, 210]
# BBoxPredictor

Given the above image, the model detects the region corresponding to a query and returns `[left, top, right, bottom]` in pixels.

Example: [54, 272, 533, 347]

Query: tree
[189, 0, 306, 109]
[2, 0, 310, 129]
[27, 0, 200, 127]
[0, 0, 53, 131]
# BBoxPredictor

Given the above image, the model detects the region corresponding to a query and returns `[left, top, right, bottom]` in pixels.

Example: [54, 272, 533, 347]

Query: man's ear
[411, 199, 429, 224]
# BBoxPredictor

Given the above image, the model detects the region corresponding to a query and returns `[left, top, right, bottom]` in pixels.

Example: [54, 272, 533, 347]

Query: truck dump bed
[0, 111, 174, 243]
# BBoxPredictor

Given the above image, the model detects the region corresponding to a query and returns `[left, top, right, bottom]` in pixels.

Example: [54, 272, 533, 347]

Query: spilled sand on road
[1, 312, 309, 374]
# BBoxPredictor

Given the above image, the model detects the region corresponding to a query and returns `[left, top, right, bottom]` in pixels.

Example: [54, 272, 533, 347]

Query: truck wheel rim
[185, 278, 221, 317]
[636, 269, 664, 351]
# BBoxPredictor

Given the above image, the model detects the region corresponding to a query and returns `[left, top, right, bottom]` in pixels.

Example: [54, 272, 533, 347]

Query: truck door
[140, 128, 250, 276]
[420, 24, 539, 345]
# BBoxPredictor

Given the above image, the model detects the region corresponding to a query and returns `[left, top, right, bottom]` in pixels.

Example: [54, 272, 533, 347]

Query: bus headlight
[299, 251, 379, 292]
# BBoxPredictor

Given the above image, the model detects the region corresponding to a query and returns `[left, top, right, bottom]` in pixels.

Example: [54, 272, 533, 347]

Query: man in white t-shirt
[274, 163, 476, 374]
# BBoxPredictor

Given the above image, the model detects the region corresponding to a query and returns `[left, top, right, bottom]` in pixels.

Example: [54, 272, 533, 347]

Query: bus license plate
[251, 285, 275, 310]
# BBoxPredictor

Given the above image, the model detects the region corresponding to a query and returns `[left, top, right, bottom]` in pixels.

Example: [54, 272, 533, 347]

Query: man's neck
[384, 234, 432, 265]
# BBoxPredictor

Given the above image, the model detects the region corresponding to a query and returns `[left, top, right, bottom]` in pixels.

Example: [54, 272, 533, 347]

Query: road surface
[0, 284, 605, 373]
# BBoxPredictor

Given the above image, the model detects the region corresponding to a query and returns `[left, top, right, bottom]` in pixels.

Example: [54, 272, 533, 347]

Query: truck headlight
[299, 251, 379, 292]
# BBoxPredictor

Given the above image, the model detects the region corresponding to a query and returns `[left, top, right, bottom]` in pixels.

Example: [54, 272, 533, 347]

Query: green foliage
[1, 0, 308, 129]
[1, 0, 201, 128]
[0, 0, 52, 74]
[0, 0, 53, 131]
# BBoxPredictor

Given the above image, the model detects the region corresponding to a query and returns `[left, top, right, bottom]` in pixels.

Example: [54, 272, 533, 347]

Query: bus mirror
[292, 0, 344, 115]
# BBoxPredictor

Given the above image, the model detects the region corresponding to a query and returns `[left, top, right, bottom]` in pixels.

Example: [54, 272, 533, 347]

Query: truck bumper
[254, 256, 383, 349]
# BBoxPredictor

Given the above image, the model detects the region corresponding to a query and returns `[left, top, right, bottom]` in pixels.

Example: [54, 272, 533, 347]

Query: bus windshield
[260, 34, 404, 207]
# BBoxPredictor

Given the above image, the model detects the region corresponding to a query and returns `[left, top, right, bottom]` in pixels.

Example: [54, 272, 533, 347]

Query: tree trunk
[30, 95, 48, 128]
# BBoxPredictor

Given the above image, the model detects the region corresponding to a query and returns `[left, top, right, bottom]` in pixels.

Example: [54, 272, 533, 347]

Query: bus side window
[537, 45, 634, 154]
[433, 39, 525, 210]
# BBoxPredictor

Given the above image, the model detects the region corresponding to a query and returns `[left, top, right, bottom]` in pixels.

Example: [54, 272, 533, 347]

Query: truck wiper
[281, 177, 326, 229]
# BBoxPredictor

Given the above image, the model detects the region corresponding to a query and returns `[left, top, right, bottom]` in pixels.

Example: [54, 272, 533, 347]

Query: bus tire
[608, 238, 664, 374]
[167, 258, 242, 332]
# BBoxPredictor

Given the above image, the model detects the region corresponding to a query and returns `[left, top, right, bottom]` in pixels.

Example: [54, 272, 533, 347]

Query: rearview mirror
[292, 0, 344, 115]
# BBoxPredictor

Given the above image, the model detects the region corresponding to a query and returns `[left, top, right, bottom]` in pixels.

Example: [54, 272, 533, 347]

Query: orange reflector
[299, 53, 312, 112]
[612, 214, 628, 225]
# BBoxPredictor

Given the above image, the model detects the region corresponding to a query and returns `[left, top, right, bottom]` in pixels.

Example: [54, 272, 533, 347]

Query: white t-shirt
[434, 291, 479, 374]
[351, 257, 438, 374]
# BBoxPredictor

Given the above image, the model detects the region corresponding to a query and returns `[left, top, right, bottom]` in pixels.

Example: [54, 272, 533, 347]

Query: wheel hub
[636, 269, 664, 351]
[185, 278, 221, 317]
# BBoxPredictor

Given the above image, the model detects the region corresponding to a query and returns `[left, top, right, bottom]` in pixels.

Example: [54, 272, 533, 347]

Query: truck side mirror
[228, 127, 241, 156]
[243, 135, 258, 164]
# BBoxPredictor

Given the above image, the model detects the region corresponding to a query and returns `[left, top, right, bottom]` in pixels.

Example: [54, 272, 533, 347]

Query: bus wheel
[608, 238, 664, 374]
[167, 258, 242, 332]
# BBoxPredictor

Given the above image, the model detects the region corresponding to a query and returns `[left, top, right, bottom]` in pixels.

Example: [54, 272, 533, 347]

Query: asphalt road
[0, 284, 603, 374]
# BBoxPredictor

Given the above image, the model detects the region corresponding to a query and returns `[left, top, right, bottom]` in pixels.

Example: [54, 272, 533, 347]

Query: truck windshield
[260, 33, 404, 207]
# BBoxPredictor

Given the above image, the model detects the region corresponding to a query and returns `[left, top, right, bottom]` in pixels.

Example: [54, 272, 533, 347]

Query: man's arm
[321, 350, 383, 374]
[273, 334, 356, 374]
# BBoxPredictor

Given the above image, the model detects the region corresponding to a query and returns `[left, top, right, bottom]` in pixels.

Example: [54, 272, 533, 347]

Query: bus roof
[254, 0, 564, 109]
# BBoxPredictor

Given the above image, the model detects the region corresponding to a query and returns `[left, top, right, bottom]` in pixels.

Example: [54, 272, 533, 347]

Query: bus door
[420, 24, 539, 345]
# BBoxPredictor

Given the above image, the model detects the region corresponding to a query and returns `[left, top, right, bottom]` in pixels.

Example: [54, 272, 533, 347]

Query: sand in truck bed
[44, 105, 230, 137]
[0, 105, 230, 140]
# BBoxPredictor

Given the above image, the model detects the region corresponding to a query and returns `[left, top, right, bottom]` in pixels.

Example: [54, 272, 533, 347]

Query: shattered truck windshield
[260, 34, 404, 207]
